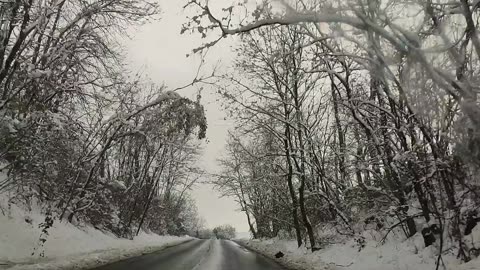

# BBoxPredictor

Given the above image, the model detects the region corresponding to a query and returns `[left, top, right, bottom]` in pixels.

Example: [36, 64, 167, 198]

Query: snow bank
[0, 194, 191, 270]
[238, 228, 480, 270]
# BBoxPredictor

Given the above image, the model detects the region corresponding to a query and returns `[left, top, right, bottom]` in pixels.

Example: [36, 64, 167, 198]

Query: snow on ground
[238, 238, 330, 270]
[0, 194, 191, 270]
[239, 227, 480, 270]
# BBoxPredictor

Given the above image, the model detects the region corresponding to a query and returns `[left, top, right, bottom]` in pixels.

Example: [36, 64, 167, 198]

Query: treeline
[187, 0, 480, 262]
[212, 224, 236, 239]
[195, 224, 237, 239]
[0, 0, 206, 238]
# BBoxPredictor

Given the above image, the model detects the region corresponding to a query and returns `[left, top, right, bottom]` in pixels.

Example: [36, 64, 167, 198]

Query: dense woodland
[184, 0, 480, 264]
[2, 0, 480, 266]
[0, 0, 208, 238]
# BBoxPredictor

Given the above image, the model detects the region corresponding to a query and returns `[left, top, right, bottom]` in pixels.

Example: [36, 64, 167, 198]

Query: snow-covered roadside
[0, 194, 191, 270]
[238, 227, 480, 270]
[236, 239, 330, 270]
[4, 237, 191, 270]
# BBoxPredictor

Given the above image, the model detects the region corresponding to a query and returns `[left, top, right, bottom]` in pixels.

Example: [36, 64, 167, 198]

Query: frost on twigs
[31, 208, 55, 258]
[0, 0, 209, 254]
[182, 0, 274, 55]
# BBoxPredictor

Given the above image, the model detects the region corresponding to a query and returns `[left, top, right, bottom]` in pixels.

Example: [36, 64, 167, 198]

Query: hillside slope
[0, 190, 190, 270]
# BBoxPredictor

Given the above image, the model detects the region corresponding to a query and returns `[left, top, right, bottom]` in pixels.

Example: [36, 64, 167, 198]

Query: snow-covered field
[239, 227, 480, 270]
[0, 193, 191, 270]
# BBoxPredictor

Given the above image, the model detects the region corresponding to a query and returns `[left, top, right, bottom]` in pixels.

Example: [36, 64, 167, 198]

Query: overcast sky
[124, 0, 250, 232]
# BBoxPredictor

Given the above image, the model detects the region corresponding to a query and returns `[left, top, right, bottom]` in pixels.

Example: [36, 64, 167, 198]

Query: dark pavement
[91, 239, 285, 270]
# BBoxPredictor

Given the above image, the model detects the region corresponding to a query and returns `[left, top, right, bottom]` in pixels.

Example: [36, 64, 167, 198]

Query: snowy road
[91, 239, 285, 270]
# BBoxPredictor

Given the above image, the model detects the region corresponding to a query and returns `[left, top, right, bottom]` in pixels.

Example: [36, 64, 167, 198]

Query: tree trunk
[284, 134, 302, 247]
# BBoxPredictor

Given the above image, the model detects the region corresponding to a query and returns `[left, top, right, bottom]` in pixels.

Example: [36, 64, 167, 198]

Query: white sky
[124, 0, 250, 232]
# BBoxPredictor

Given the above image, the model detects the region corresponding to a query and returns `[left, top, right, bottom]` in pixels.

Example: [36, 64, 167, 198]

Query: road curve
[90, 239, 285, 270]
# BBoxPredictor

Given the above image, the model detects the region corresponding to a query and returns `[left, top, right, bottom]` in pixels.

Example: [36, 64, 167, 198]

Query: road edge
[5, 238, 195, 270]
[233, 239, 310, 270]
[85, 238, 196, 270]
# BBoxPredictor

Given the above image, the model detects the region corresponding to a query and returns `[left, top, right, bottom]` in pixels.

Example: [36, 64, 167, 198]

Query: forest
[1, 0, 480, 269]
[183, 0, 480, 265]
[0, 0, 208, 239]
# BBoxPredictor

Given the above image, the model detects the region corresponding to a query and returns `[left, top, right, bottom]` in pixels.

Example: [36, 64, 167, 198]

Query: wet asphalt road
[91, 239, 285, 270]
